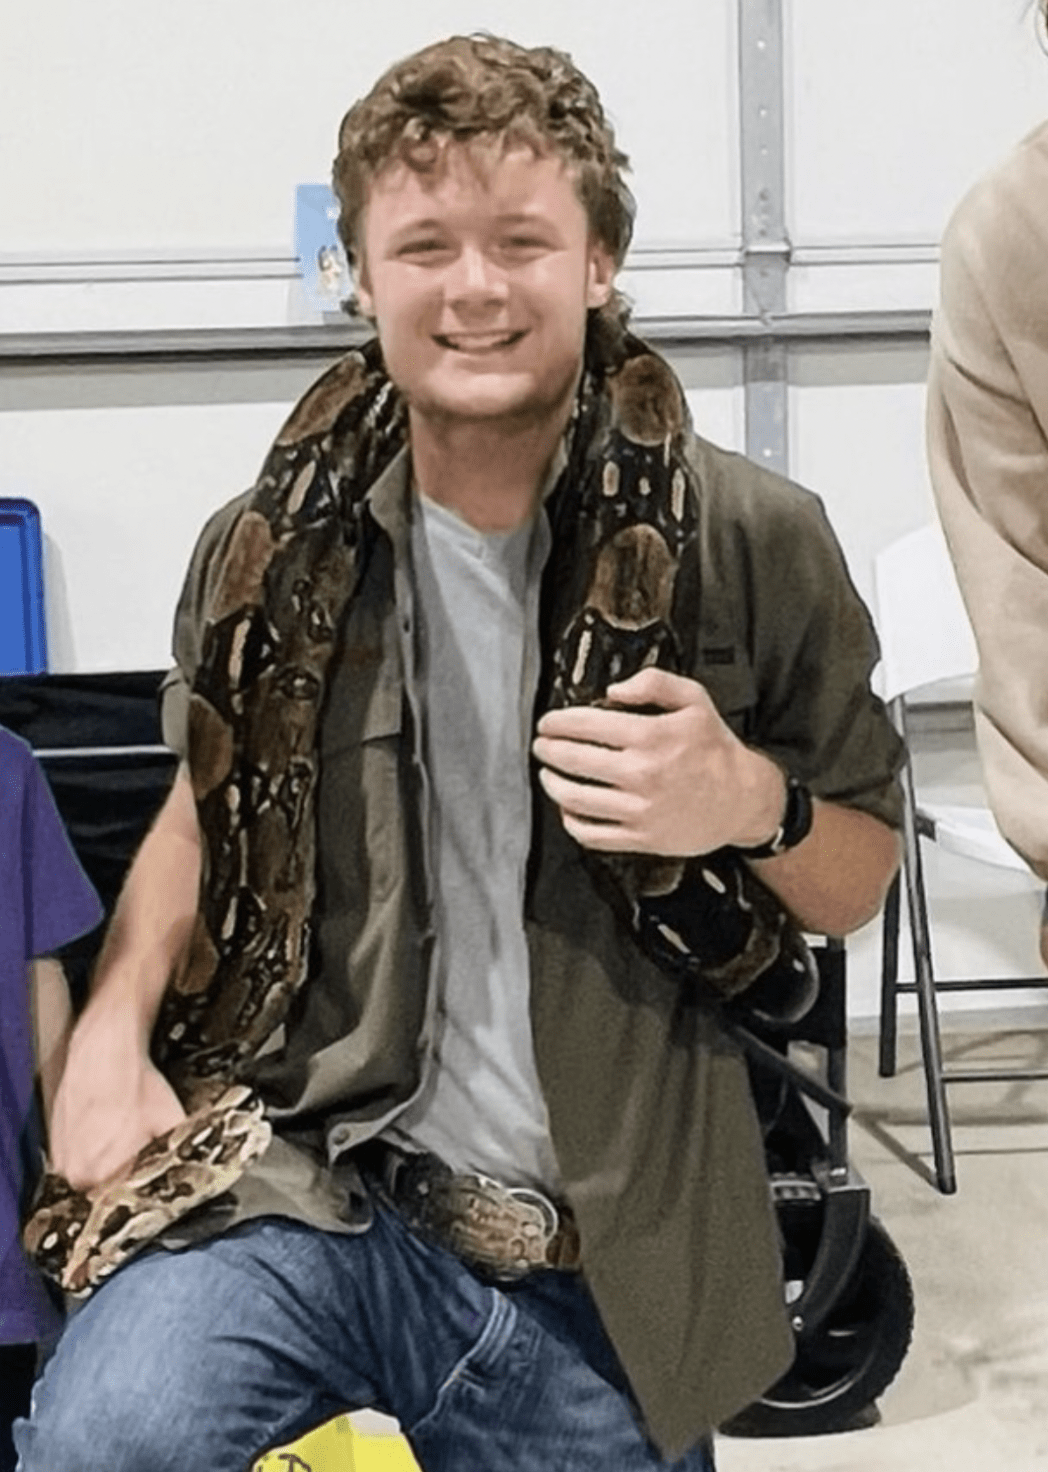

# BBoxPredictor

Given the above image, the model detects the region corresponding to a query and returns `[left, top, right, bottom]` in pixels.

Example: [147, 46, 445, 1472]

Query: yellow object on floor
[254, 1413, 421, 1471]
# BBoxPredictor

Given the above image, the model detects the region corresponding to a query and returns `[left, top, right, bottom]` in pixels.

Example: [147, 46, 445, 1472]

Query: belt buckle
[443, 1173, 560, 1281]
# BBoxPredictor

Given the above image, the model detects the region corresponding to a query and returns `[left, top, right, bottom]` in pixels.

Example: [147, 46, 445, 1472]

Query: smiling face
[355, 140, 615, 431]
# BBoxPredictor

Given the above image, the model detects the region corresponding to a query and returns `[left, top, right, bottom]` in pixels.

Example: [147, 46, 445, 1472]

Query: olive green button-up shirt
[162, 429, 902, 1460]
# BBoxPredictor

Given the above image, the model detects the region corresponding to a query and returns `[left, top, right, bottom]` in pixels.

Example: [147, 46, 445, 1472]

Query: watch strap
[737, 775, 814, 859]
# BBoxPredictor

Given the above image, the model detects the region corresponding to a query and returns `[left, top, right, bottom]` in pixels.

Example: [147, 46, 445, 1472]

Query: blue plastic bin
[0, 498, 48, 675]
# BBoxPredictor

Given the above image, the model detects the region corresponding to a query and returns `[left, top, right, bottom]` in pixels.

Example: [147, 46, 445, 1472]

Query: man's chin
[410, 354, 588, 421]
[409, 378, 566, 427]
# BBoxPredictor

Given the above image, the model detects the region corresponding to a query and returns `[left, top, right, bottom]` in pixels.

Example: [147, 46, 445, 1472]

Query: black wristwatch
[737, 775, 814, 859]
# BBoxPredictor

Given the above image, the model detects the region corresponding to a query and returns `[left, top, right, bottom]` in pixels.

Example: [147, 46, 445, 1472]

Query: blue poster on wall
[295, 184, 352, 316]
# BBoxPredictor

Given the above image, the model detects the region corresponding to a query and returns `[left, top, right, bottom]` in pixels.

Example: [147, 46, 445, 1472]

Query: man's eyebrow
[382, 210, 561, 247]
[388, 217, 446, 240]
[495, 210, 555, 226]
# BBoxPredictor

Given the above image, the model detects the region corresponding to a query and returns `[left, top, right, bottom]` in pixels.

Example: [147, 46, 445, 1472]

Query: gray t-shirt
[389, 490, 559, 1191]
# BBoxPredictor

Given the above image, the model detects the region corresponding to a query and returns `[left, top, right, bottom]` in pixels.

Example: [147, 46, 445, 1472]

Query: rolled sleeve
[696, 440, 904, 831]
[753, 491, 904, 829]
[160, 667, 191, 761]
[161, 490, 254, 763]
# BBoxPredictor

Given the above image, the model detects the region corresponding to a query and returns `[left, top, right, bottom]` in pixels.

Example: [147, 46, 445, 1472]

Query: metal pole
[738, 0, 791, 474]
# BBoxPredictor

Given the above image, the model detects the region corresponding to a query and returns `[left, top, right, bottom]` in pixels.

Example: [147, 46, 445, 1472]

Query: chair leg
[898, 760, 956, 1194]
[910, 922, 956, 1194]
[879, 872, 901, 1077]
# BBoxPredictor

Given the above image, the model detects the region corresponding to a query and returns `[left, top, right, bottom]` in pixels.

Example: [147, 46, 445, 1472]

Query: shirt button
[330, 1124, 352, 1147]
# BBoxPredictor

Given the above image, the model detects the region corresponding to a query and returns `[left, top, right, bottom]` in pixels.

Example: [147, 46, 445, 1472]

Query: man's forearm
[749, 799, 901, 938]
[48, 766, 198, 1187]
[84, 763, 201, 1042]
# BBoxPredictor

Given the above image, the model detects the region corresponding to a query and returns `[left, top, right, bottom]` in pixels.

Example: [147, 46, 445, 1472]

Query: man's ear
[586, 244, 616, 310]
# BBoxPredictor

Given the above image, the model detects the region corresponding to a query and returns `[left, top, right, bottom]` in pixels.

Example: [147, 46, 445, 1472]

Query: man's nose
[446, 246, 508, 308]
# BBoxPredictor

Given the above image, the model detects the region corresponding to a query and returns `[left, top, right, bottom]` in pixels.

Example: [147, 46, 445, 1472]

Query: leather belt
[361, 1142, 582, 1282]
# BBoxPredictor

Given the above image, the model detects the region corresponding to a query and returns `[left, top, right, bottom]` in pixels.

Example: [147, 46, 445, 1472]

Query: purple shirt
[0, 727, 102, 1343]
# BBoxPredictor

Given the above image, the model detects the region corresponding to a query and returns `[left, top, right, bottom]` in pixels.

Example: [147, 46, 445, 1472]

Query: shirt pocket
[317, 634, 408, 910]
[696, 648, 758, 739]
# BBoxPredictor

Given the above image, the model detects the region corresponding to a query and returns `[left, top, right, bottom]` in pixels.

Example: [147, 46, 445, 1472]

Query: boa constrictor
[24, 318, 816, 1295]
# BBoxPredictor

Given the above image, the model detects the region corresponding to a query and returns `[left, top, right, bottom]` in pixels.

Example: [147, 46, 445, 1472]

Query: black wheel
[721, 1176, 914, 1438]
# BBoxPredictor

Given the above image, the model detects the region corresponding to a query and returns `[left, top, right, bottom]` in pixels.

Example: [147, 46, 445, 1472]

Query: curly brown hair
[332, 33, 635, 276]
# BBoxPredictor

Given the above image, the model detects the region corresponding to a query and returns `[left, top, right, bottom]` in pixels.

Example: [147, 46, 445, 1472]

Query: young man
[17, 35, 902, 1471]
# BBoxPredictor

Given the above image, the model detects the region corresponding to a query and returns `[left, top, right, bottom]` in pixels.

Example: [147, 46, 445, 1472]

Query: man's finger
[559, 812, 640, 852]
[538, 765, 640, 824]
[605, 666, 708, 712]
[531, 734, 627, 785]
[535, 703, 659, 746]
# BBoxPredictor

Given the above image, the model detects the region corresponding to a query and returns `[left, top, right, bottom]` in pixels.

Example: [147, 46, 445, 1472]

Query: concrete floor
[717, 1026, 1048, 1472]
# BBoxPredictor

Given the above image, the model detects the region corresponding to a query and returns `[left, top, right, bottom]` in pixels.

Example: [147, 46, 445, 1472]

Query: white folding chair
[873, 523, 1048, 1194]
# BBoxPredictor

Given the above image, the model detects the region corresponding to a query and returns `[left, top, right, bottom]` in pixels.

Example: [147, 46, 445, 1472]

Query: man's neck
[408, 404, 570, 533]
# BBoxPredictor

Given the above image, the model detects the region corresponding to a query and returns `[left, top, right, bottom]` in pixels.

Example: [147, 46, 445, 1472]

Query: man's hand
[532, 667, 786, 857]
[534, 666, 901, 936]
[49, 1000, 186, 1190]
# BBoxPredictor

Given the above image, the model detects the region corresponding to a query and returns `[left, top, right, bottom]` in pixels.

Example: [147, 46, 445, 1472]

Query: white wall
[787, 0, 1048, 252]
[1, 395, 293, 672]
[0, 0, 736, 258]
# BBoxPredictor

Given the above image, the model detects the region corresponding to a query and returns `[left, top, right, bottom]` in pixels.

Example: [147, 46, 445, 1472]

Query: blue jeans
[14, 1205, 715, 1471]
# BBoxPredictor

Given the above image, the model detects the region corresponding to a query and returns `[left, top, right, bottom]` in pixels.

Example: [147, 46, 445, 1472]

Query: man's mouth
[434, 330, 527, 353]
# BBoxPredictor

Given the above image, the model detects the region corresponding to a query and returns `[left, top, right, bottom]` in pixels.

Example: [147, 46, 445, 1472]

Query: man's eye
[399, 240, 447, 257]
[502, 237, 546, 253]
